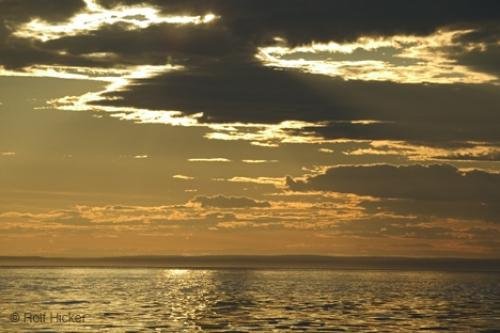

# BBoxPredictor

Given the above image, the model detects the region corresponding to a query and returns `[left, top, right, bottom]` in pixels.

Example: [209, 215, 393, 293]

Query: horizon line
[1, 254, 500, 259]
[1, 255, 499, 271]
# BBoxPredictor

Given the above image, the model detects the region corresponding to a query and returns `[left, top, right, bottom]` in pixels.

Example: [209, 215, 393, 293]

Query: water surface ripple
[0, 269, 499, 332]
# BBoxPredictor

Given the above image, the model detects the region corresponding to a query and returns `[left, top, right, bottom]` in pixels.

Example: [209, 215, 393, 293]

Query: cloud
[1, 0, 499, 150]
[13, 0, 218, 42]
[43, 19, 234, 66]
[2, 198, 499, 256]
[0, 0, 218, 69]
[360, 198, 500, 223]
[257, 30, 497, 84]
[0, 0, 88, 71]
[241, 159, 278, 164]
[0, 209, 92, 228]
[434, 151, 500, 162]
[451, 26, 500, 77]
[188, 157, 231, 162]
[192, 195, 271, 208]
[92, 64, 500, 146]
[2, 0, 500, 78]
[97, 0, 500, 44]
[222, 176, 285, 187]
[172, 174, 194, 180]
[287, 164, 500, 221]
[0, 0, 85, 23]
[287, 164, 500, 201]
[342, 141, 500, 161]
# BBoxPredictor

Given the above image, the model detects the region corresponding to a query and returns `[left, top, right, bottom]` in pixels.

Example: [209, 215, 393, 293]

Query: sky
[0, 0, 499, 257]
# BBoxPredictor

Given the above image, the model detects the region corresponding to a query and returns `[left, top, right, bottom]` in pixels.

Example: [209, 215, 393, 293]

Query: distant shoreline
[1, 255, 499, 271]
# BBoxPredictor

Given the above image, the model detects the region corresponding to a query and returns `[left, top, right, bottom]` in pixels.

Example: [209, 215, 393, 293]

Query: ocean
[0, 268, 499, 332]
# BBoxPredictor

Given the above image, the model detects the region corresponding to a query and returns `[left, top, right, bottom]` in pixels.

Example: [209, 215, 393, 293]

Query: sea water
[0, 268, 499, 332]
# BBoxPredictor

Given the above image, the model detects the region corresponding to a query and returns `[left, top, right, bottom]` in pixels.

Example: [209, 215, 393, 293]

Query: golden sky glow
[0, 0, 499, 257]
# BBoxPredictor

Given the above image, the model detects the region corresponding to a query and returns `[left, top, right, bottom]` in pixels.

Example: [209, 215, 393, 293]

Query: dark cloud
[2, 0, 499, 67]
[99, 67, 500, 144]
[0, 40, 114, 70]
[0, 0, 103, 70]
[0, 0, 85, 23]
[1, 0, 499, 146]
[456, 44, 500, 77]
[98, 0, 500, 44]
[10, 0, 497, 70]
[452, 25, 500, 76]
[435, 152, 500, 162]
[361, 198, 500, 223]
[287, 164, 500, 222]
[287, 164, 500, 202]
[45, 23, 247, 66]
[96, 64, 332, 122]
[192, 195, 271, 208]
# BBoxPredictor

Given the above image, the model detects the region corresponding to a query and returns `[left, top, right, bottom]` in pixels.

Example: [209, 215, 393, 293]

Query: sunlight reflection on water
[0, 268, 499, 332]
